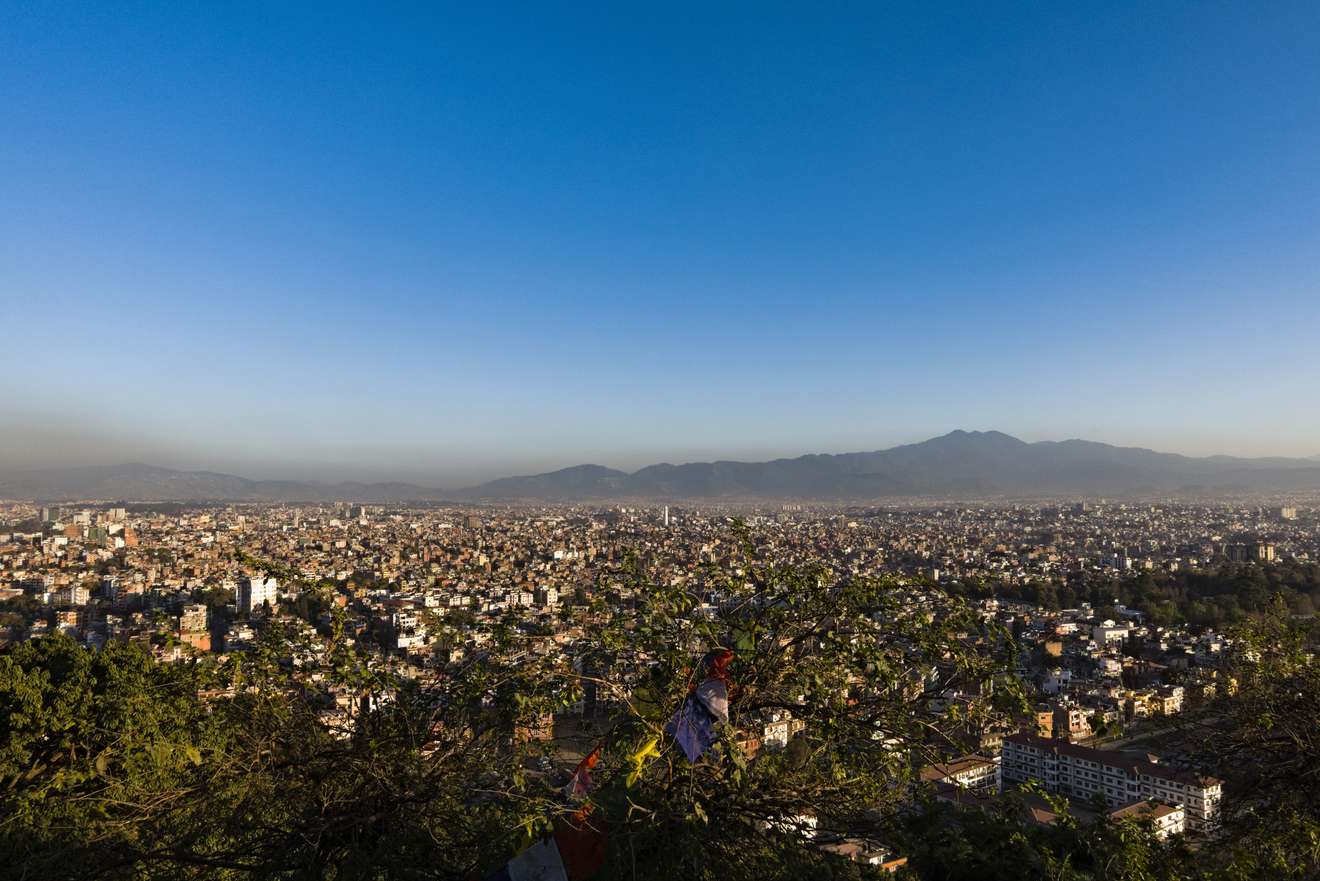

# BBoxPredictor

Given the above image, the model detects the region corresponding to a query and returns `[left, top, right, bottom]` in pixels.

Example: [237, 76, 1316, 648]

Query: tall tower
[663, 506, 670, 527]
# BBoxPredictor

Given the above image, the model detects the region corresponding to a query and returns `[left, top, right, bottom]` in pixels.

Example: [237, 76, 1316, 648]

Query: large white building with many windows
[1002, 733, 1222, 832]
[238, 575, 279, 615]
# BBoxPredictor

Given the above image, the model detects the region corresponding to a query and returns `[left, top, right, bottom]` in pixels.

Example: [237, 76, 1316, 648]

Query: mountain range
[0, 463, 450, 505]
[4, 431, 1320, 503]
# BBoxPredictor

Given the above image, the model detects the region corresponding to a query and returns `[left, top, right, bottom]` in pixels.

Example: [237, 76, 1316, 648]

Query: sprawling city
[3, 491, 1318, 878]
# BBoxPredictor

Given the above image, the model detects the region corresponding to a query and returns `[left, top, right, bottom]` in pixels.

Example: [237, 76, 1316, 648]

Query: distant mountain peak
[925, 429, 1026, 444]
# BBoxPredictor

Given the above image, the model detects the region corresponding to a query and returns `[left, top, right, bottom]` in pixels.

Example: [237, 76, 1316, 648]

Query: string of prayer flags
[484, 746, 609, 881]
[665, 649, 733, 762]
[564, 744, 601, 802]
[484, 837, 567, 881]
[626, 736, 661, 787]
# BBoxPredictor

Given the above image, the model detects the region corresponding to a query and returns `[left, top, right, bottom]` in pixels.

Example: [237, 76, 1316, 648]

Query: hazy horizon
[2, 422, 1319, 488]
[4, 4, 1319, 485]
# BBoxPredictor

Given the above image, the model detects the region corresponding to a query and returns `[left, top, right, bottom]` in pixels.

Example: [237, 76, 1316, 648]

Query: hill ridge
[5, 430, 1320, 502]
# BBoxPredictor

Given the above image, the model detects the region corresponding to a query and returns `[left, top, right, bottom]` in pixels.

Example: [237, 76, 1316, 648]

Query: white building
[1002, 733, 1221, 832]
[392, 609, 426, 650]
[920, 754, 1001, 794]
[1092, 620, 1130, 644]
[1110, 800, 1185, 838]
[761, 711, 807, 750]
[1042, 667, 1072, 695]
[238, 576, 279, 615]
[55, 583, 90, 607]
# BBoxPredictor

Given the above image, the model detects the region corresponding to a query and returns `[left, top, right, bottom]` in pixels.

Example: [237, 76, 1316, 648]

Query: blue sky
[3, 2, 1319, 483]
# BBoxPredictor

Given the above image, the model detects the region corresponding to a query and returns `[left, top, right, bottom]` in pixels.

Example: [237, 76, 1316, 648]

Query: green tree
[1183, 599, 1320, 879]
[536, 536, 1028, 881]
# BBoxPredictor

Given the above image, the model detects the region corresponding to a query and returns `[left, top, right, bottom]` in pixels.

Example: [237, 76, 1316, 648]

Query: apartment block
[1002, 733, 1221, 832]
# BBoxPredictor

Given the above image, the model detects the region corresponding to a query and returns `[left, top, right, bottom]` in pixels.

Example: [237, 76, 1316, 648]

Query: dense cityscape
[3, 496, 1318, 876]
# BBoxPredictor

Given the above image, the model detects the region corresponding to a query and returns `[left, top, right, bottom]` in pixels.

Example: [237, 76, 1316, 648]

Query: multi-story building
[1001, 733, 1221, 832]
[1227, 540, 1275, 563]
[920, 754, 1001, 794]
[55, 583, 90, 607]
[238, 576, 279, 615]
[1154, 685, 1184, 715]
[179, 603, 208, 634]
[1052, 704, 1091, 741]
[1033, 705, 1055, 737]
[178, 603, 211, 652]
[1042, 668, 1071, 695]
[1092, 620, 1130, 644]
[761, 712, 808, 751]
[1109, 799, 1185, 838]
[391, 608, 426, 649]
[55, 608, 85, 635]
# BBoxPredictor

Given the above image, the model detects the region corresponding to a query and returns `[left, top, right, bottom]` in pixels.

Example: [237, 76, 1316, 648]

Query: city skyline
[4, 3, 1320, 482]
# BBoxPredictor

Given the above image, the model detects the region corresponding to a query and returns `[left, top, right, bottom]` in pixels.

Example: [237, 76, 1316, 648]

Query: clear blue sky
[3, 2, 1319, 483]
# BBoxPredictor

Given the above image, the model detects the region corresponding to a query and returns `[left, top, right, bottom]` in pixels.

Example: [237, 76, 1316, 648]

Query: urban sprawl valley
[3, 497, 1318, 873]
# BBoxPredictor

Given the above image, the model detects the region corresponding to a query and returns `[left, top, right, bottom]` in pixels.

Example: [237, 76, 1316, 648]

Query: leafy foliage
[1181, 600, 1320, 879]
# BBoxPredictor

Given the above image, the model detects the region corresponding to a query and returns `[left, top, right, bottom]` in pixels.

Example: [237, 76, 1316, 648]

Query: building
[178, 603, 211, 652]
[391, 608, 426, 649]
[55, 583, 90, 607]
[1227, 540, 1275, 563]
[761, 712, 807, 750]
[815, 838, 907, 872]
[1110, 800, 1185, 838]
[1154, 685, 1184, 715]
[179, 603, 208, 633]
[1001, 733, 1222, 832]
[1092, 620, 1130, 644]
[238, 576, 279, 615]
[920, 754, 1001, 794]
[1011, 792, 1185, 839]
[1052, 704, 1091, 741]
[54, 608, 85, 635]
[1042, 668, 1072, 695]
[1033, 705, 1055, 737]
